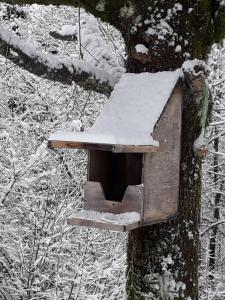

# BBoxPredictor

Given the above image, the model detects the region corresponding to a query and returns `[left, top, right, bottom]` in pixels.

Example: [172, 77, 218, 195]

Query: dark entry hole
[88, 150, 143, 201]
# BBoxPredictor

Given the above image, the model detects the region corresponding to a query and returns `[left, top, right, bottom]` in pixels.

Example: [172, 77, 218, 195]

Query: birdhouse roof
[49, 70, 181, 152]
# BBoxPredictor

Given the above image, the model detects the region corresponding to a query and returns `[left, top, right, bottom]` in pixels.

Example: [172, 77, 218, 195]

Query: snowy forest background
[0, 4, 225, 300]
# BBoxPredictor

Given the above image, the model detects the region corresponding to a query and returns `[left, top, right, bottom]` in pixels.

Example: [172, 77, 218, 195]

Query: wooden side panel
[88, 150, 112, 200]
[143, 83, 182, 223]
[88, 151, 143, 201]
[84, 181, 143, 214]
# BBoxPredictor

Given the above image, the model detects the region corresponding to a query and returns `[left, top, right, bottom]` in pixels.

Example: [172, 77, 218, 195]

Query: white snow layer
[135, 44, 149, 54]
[57, 24, 77, 36]
[182, 59, 205, 73]
[71, 210, 140, 225]
[76, 14, 125, 78]
[49, 70, 181, 146]
[193, 129, 205, 150]
[52, 13, 125, 78]
[0, 27, 118, 88]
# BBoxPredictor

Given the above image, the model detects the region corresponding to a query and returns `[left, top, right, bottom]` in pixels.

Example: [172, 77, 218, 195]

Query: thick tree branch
[214, 1, 225, 42]
[1, 1, 225, 72]
[50, 14, 125, 78]
[0, 27, 117, 95]
[1, 1, 225, 43]
[0, 1, 121, 19]
[0, 1, 126, 29]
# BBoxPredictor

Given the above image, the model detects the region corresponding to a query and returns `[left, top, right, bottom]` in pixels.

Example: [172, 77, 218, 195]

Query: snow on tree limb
[0, 27, 117, 95]
[0, 1, 125, 31]
[201, 220, 225, 236]
[50, 13, 125, 79]
[50, 25, 78, 41]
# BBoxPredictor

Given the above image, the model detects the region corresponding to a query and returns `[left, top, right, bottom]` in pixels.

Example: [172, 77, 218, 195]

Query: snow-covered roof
[49, 70, 181, 148]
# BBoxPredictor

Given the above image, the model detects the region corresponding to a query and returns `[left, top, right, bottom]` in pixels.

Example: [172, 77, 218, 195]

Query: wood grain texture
[143, 82, 182, 223]
[84, 181, 143, 214]
[88, 151, 143, 201]
[48, 140, 159, 153]
[67, 217, 141, 232]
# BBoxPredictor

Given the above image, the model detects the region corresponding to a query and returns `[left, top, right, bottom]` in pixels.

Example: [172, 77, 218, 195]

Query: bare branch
[0, 27, 117, 95]
[201, 220, 225, 236]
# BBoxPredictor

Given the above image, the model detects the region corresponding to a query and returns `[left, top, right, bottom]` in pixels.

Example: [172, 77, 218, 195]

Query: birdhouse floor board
[67, 210, 141, 232]
[84, 181, 143, 214]
[48, 140, 159, 153]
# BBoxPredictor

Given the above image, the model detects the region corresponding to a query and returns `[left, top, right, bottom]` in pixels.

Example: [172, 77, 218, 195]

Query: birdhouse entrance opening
[88, 150, 143, 201]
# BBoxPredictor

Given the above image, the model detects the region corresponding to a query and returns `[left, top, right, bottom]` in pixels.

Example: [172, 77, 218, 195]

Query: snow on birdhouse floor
[67, 210, 141, 231]
[49, 70, 181, 146]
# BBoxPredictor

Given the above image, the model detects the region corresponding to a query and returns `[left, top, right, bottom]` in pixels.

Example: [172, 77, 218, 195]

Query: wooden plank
[48, 140, 159, 153]
[67, 216, 141, 232]
[48, 140, 112, 151]
[67, 217, 127, 231]
[112, 145, 159, 153]
[125, 222, 142, 231]
[84, 181, 143, 214]
[67, 210, 176, 232]
[143, 82, 182, 223]
[88, 151, 143, 201]
[88, 150, 112, 201]
[142, 214, 177, 227]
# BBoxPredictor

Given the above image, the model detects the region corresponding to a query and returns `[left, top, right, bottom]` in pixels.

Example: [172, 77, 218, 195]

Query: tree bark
[126, 66, 208, 299]
[0, 28, 115, 95]
[116, 2, 215, 299]
[1, 0, 225, 299]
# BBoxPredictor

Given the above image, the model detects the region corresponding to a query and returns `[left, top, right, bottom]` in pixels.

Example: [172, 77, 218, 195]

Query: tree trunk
[208, 131, 224, 284]
[75, 1, 224, 298]
[126, 83, 203, 299]
[120, 2, 212, 299]
[208, 133, 219, 282]
[1, 0, 225, 299]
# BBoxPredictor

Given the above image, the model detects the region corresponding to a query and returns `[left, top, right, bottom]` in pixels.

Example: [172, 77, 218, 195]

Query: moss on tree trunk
[126, 67, 207, 299]
[63, 1, 223, 298]
[116, 2, 216, 299]
[1, 0, 225, 299]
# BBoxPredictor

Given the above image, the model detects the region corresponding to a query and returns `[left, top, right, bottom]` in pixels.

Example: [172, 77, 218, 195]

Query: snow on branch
[0, 27, 117, 95]
[201, 220, 225, 236]
[50, 13, 125, 79]
[50, 25, 77, 41]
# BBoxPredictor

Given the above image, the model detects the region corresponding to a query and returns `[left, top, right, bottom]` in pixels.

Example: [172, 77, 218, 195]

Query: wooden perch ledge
[67, 211, 141, 232]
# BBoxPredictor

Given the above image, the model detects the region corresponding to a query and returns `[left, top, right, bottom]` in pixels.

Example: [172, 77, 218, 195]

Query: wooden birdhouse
[48, 70, 182, 232]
